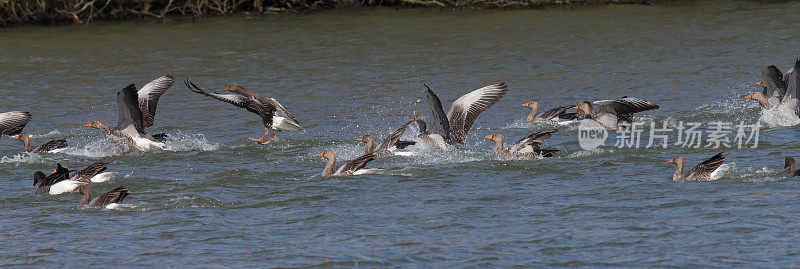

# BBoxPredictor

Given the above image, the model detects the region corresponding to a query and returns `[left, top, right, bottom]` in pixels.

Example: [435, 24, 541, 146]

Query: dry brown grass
[0, 0, 654, 26]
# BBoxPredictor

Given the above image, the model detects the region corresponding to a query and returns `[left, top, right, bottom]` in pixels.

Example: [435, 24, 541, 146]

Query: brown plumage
[316, 150, 376, 177]
[0, 111, 32, 138]
[484, 129, 559, 158]
[668, 153, 727, 182]
[185, 80, 303, 145]
[784, 157, 800, 177]
[74, 186, 129, 208]
[14, 133, 67, 154]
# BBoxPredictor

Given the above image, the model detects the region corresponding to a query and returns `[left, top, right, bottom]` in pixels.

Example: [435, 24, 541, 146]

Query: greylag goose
[185, 80, 303, 145]
[357, 120, 416, 157]
[33, 164, 87, 195]
[84, 75, 174, 151]
[484, 129, 559, 158]
[522, 101, 579, 125]
[14, 133, 67, 154]
[784, 157, 800, 177]
[667, 153, 731, 182]
[573, 97, 659, 129]
[0, 111, 31, 139]
[746, 65, 788, 109]
[410, 114, 454, 150]
[74, 186, 129, 209]
[67, 157, 116, 183]
[745, 58, 800, 114]
[316, 150, 376, 177]
[413, 83, 508, 149]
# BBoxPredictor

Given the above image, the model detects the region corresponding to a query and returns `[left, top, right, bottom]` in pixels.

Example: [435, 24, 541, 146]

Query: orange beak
[83, 123, 92, 127]
[223, 86, 230, 91]
[50, 168, 57, 174]
[756, 81, 763, 86]
[744, 93, 752, 99]
[315, 152, 324, 157]
[667, 159, 673, 163]
[409, 117, 415, 122]
[13, 136, 20, 140]
[484, 135, 493, 140]
[521, 103, 529, 108]
[73, 189, 81, 193]
[572, 105, 579, 109]
[357, 138, 364, 142]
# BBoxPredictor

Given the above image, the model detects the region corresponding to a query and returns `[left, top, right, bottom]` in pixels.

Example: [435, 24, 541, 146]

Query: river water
[2, 1, 800, 267]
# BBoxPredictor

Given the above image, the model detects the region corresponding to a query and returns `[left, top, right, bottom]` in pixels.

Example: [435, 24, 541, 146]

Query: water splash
[0, 152, 41, 164]
[163, 132, 220, 152]
[60, 139, 125, 158]
[757, 104, 800, 128]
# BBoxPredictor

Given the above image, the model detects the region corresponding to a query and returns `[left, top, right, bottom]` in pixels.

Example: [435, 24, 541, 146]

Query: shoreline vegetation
[1, 0, 654, 27]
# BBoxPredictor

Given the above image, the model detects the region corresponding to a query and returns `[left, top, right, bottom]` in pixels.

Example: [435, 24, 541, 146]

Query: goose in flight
[316, 151, 376, 177]
[0, 111, 32, 139]
[667, 153, 731, 182]
[573, 97, 659, 129]
[412, 83, 508, 149]
[484, 129, 559, 158]
[521, 101, 579, 125]
[185, 80, 303, 145]
[84, 75, 174, 151]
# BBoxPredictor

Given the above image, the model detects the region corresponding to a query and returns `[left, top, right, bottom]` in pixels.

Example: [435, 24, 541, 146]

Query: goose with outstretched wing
[74, 186, 129, 209]
[668, 153, 731, 182]
[573, 97, 659, 129]
[358, 120, 416, 157]
[522, 101, 580, 125]
[316, 151, 377, 177]
[413, 83, 508, 149]
[84, 75, 174, 151]
[484, 129, 559, 158]
[14, 133, 67, 154]
[0, 111, 31, 139]
[185, 80, 303, 145]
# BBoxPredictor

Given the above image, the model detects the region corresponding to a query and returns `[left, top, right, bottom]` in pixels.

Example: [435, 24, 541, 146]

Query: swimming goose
[316, 150, 376, 177]
[14, 133, 67, 154]
[357, 120, 416, 157]
[84, 75, 174, 151]
[484, 129, 559, 158]
[784, 157, 800, 177]
[667, 153, 731, 182]
[522, 101, 579, 125]
[74, 186, 129, 209]
[33, 164, 87, 195]
[573, 97, 659, 129]
[68, 157, 116, 183]
[0, 111, 31, 139]
[185, 80, 303, 145]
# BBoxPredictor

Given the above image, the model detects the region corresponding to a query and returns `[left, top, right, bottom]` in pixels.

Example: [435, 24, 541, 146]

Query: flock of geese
[2, 58, 800, 209]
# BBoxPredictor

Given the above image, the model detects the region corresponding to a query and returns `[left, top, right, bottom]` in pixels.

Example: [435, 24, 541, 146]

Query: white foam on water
[28, 130, 61, 139]
[60, 139, 124, 158]
[352, 168, 386, 175]
[0, 152, 41, 164]
[757, 104, 800, 128]
[162, 132, 220, 152]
